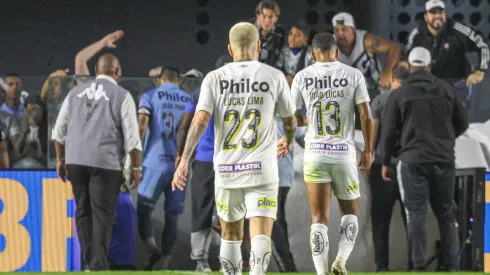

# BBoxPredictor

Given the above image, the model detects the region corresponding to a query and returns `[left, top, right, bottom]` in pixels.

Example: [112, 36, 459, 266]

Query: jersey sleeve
[276, 73, 296, 118]
[196, 73, 215, 114]
[184, 89, 199, 113]
[291, 72, 305, 110]
[138, 90, 152, 116]
[354, 71, 370, 105]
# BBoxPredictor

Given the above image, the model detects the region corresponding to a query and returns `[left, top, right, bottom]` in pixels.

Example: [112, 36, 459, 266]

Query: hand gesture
[277, 137, 292, 158]
[102, 30, 124, 48]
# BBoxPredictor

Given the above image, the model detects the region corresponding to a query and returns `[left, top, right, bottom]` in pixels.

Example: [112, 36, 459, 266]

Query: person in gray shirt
[369, 60, 411, 271]
[52, 53, 142, 271]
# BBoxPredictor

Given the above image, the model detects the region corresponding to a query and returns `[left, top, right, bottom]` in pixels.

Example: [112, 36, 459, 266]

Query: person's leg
[394, 166, 413, 271]
[271, 186, 297, 272]
[330, 163, 361, 275]
[303, 161, 332, 275]
[245, 183, 279, 275]
[190, 161, 215, 271]
[216, 186, 246, 275]
[87, 167, 123, 270]
[136, 167, 165, 269]
[428, 162, 459, 271]
[369, 163, 398, 271]
[397, 161, 430, 271]
[67, 165, 92, 270]
[161, 170, 186, 269]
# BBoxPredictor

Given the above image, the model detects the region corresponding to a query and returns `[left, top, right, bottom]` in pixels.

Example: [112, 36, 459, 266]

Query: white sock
[337, 214, 358, 261]
[310, 223, 329, 275]
[220, 239, 243, 275]
[249, 235, 272, 275]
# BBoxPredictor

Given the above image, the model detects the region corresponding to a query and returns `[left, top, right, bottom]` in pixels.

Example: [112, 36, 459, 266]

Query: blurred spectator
[275, 21, 314, 87]
[0, 110, 22, 162]
[380, 47, 469, 272]
[0, 85, 6, 107]
[250, 0, 285, 66]
[406, 0, 489, 86]
[0, 123, 9, 168]
[1, 73, 25, 118]
[369, 61, 411, 272]
[180, 69, 204, 94]
[14, 94, 48, 168]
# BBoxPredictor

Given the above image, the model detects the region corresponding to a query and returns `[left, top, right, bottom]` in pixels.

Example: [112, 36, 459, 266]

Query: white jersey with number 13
[196, 60, 295, 189]
[291, 61, 370, 164]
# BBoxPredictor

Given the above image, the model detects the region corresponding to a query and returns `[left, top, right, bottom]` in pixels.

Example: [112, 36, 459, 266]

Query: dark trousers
[271, 186, 297, 272]
[369, 163, 411, 270]
[397, 161, 460, 270]
[67, 164, 122, 271]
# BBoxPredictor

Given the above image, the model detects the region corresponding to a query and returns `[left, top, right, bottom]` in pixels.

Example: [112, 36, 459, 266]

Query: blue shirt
[1, 103, 23, 119]
[184, 88, 214, 162]
[139, 83, 191, 171]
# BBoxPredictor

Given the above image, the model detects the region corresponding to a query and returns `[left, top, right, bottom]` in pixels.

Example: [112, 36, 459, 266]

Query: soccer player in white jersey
[172, 22, 297, 275]
[291, 33, 374, 275]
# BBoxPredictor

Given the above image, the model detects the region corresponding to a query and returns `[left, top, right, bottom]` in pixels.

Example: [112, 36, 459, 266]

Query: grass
[2, 272, 486, 275]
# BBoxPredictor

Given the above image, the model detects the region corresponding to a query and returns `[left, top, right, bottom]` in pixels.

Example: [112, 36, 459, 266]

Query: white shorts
[304, 162, 360, 200]
[214, 183, 278, 222]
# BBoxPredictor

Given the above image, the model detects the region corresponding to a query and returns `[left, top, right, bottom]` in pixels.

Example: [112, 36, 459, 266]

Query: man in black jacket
[406, 0, 489, 86]
[380, 47, 469, 272]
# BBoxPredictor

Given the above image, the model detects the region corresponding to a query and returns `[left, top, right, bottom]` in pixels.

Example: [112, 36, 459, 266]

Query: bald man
[53, 53, 142, 271]
[172, 22, 297, 275]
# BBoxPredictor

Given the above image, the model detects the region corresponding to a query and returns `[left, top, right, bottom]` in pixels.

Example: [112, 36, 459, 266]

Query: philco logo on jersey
[218, 162, 262, 173]
[305, 76, 349, 90]
[158, 91, 190, 103]
[219, 79, 269, 94]
[257, 197, 276, 208]
[310, 143, 348, 151]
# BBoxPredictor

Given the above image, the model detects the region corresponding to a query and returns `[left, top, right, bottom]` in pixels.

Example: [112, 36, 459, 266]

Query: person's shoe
[142, 249, 162, 270]
[332, 257, 348, 275]
[161, 255, 171, 270]
[196, 261, 212, 272]
[375, 265, 389, 272]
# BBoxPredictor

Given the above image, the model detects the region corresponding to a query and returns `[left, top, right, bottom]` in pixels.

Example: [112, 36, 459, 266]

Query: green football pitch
[5, 272, 486, 275]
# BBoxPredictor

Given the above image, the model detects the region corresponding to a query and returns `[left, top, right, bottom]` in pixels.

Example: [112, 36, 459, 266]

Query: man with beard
[406, 0, 489, 86]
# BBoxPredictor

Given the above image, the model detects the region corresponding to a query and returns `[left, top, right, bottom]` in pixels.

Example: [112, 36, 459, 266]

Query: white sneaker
[331, 257, 348, 275]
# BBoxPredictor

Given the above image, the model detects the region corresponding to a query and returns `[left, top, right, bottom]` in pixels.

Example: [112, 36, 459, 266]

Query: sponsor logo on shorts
[257, 197, 276, 208]
[311, 231, 325, 256]
[217, 162, 262, 173]
[346, 182, 359, 194]
[215, 200, 228, 214]
[309, 143, 348, 151]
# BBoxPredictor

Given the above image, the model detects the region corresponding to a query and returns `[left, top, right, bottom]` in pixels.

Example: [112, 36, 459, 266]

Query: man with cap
[406, 0, 489, 86]
[380, 47, 469, 272]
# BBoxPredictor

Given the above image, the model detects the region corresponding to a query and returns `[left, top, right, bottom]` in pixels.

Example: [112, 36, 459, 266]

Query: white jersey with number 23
[196, 60, 296, 189]
[291, 61, 370, 164]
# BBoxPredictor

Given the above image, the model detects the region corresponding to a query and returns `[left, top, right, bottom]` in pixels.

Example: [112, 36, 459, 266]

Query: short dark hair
[160, 67, 180, 82]
[256, 0, 280, 16]
[392, 61, 410, 82]
[4, 73, 20, 79]
[312, 33, 337, 52]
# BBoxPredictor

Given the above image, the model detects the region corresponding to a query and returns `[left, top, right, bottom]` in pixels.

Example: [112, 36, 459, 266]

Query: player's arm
[137, 91, 153, 144]
[358, 102, 374, 153]
[354, 72, 374, 170]
[364, 33, 401, 88]
[138, 114, 149, 141]
[176, 112, 194, 167]
[181, 111, 212, 161]
[277, 74, 298, 157]
[290, 73, 307, 127]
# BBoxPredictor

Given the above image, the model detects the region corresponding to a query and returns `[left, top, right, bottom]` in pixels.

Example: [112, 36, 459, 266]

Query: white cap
[184, 69, 204, 78]
[425, 0, 445, 11]
[332, 12, 355, 28]
[408, 47, 431, 66]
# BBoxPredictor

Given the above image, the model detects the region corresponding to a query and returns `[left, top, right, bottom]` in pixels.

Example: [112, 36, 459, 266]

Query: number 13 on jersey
[313, 101, 342, 136]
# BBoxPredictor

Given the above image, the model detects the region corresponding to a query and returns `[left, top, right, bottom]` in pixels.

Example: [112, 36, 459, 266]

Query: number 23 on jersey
[223, 109, 262, 150]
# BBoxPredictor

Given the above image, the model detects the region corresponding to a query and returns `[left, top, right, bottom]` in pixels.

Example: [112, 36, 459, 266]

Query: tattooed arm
[364, 33, 401, 88]
[181, 111, 212, 161]
[175, 112, 195, 167]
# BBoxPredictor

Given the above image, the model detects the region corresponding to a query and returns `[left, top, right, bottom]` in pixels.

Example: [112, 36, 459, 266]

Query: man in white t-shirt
[172, 22, 297, 275]
[291, 33, 374, 275]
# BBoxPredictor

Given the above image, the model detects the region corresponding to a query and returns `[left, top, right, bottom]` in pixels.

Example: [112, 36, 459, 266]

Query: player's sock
[249, 235, 272, 275]
[136, 196, 157, 251]
[161, 214, 179, 257]
[310, 223, 329, 275]
[337, 214, 358, 261]
[220, 239, 243, 275]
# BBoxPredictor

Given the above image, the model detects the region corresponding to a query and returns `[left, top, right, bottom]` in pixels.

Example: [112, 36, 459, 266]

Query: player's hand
[466, 71, 485, 88]
[172, 159, 189, 191]
[378, 71, 392, 88]
[175, 155, 182, 168]
[277, 137, 292, 158]
[49, 69, 69, 77]
[102, 30, 124, 48]
[359, 150, 373, 171]
[129, 169, 141, 190]
[57, 160, 68, 182]
[381, 165, 393, 182]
